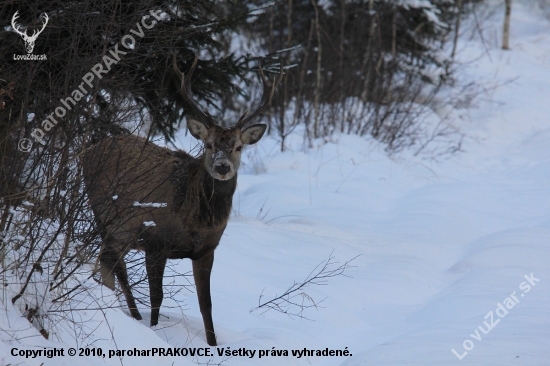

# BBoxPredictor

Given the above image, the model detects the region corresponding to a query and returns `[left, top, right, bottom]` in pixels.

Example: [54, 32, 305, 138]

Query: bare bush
[0, 0, 266, 343]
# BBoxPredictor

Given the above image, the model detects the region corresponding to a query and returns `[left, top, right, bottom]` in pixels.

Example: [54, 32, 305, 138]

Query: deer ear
[187, 118, 209, 141]
[241, 124, 267, 145]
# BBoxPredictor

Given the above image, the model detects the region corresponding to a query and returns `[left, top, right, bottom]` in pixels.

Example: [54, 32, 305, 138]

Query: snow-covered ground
[2, 1, 550, 365]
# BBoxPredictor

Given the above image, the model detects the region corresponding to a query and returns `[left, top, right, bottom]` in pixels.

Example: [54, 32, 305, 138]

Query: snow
[213, 150, 226, 160]
[143, 221, 156, 227]
[2, 2, 550, 365]
[133, 201, 167, 208]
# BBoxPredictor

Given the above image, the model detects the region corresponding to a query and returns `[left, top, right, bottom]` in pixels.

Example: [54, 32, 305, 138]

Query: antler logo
[11, 11, 48, 54]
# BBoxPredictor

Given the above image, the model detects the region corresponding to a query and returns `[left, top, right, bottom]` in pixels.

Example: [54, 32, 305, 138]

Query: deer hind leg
[100, 245, 142, 321]
[145, 250, 167, 326]
[99, 257, 115, 291]
[192, 251, 216, 346]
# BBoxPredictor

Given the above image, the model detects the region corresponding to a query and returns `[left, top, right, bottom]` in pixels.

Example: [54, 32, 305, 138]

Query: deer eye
[235, 146, 243, 152]
[205, 143, 213, 150]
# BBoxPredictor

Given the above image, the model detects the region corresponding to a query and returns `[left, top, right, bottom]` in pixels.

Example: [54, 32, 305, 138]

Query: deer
[11, 11, 49, 54]
[83, 55, 283, 346]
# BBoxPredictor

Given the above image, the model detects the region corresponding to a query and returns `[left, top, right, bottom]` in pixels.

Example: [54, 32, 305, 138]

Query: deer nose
[215, 163, 231, 175]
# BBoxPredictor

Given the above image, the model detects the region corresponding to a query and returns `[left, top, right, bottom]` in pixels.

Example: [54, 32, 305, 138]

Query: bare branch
[253, 252, 359, 319]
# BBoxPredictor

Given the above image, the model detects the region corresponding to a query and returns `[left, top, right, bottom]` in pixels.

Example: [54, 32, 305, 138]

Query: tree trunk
[502, 0, 512, 50]
[311, 0, 322, 140]
[451, 0, 463, 60]
[278, 0, 293, 151]
[360, 0, 375, 104]
[339, 0, 346, 132]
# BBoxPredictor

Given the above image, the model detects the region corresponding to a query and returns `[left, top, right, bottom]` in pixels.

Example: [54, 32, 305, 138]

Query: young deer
[83, 55, 283, 346]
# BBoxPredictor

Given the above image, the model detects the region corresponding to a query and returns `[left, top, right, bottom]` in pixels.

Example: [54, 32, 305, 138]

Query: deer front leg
[146, 251, 167, 327]
[192, 251, 216, 346]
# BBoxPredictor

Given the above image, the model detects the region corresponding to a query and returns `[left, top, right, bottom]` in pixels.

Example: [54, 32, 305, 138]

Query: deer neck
[176, 156, 237, 228]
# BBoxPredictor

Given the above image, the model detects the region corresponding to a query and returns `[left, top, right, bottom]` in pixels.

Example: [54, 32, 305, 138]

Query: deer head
[173, 55, 283, 180]
[11, 11, 48, 54]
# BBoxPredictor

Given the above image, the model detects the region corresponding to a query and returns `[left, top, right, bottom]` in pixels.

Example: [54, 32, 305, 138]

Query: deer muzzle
[215, 163, 231, 176]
